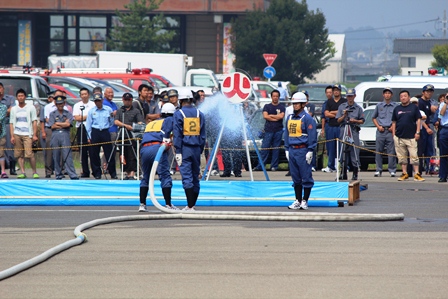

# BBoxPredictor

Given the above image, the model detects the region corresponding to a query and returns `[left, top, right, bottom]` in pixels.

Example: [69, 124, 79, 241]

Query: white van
[354, 81, 447, 108]
[380, 75, 448, 84]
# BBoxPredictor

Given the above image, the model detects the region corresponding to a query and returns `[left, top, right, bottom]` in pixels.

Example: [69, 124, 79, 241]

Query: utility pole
[443, 10, 447, 38]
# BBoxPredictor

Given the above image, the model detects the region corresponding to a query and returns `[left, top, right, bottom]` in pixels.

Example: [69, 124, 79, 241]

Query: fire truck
[43, 67, 173, 92]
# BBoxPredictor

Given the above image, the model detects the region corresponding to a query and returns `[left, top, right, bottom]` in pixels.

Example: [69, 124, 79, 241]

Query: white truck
[96, 51, 219, 89]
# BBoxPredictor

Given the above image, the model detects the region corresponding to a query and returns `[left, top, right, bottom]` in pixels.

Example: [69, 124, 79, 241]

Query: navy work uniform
[173, 102, 206, 209]
[48, 100, 78, 179]
[139, 111, 175, 211]
[285, 92, 317, 210]
[372, 94, 398, 176]
[336, 100, 365, 179]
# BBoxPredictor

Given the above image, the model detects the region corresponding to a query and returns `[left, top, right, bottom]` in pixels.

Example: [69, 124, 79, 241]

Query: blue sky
[306, 0, 447, 37]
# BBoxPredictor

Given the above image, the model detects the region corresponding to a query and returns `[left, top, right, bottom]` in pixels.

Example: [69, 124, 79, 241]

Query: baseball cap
[383, 87, 393, 94]
[167, 89, 178, 97]
[300, 90, 309, 96]
[161, 95, 169, 102]
[93, 93, 103, 101]
[332, 84, 342, 90]
[422, 84, 434, 91]
[346, 88, 356, 96]
[410, 97, 419, 103]
[122, 92, 133, 100]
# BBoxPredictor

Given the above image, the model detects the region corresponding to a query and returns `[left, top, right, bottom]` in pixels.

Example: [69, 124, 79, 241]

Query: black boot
[139, 187, 149, 205]
[193, 188, 200, 207]
[162, 187, 171, 206]
[303, 187, 311, 201]
[352, 168, 358, 181]
[294, 185, 303, 201]
[185, 188, 196, 208]
[9, 160, 17, 175]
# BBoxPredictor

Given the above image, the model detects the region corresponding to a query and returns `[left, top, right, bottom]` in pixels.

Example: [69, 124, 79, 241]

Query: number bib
[144, 119, 164, 132]
[183, 117, 200, 136]
[288, 119, 303, 137]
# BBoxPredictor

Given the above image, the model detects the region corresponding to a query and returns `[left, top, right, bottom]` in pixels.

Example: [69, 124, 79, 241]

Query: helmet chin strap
[294, 103, 306, 114]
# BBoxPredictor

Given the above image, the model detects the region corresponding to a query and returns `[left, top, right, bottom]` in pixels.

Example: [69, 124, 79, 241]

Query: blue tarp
[0, 180, 349, 207]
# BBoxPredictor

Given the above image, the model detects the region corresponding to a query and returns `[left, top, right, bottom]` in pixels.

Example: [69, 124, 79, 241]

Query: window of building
[400, 57, 416, 68]
[79, 16, 107, 54]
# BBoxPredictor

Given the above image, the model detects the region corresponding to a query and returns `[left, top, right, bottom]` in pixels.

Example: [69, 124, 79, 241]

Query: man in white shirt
[73, 88, 96, 178]
[9, 88, 38, 178]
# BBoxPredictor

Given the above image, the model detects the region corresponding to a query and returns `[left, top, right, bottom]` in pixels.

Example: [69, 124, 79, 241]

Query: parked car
[296, 83, 348, 116]
[0, 73, 53, 115]
[48, 84, 78, 99]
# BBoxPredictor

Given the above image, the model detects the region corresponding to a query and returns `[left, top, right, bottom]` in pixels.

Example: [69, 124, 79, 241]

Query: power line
[341, 18, 439, 33]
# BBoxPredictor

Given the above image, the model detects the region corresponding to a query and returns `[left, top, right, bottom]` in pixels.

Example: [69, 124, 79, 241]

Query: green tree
[431, 44, 448, 71]
[107, 0, 176, 52]
[231, 0, 334, 84]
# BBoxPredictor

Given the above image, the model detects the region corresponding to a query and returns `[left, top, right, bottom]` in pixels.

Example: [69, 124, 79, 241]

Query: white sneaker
[138, 204, 148, 212]
[211, 170, 219, 176]
[231, 171, 235, 176]
[311, 167, 316, 172]
[322, 167, 335, 173]
[169, 170, 175, 175]
[165, 204, 180, 210]
[374, 171, 382, 177]
[288, 200, 301, 210]
[182, 206, 196, 211]
[299, 200, 308, 210]
[390, 172, 396, 177]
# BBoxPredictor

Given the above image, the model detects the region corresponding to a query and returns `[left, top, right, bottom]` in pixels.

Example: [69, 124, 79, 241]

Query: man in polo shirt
[372, 87, 399, 177]
[322, 84, 347, 173]
[418, 84, 438, 174]
[253, 89, 285, 171]
[86, 93, 117, 179]
[114, 92, 144, 180]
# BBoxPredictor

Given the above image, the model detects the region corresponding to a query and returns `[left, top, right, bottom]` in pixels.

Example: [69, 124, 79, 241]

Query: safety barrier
[2, 137, 446, 160]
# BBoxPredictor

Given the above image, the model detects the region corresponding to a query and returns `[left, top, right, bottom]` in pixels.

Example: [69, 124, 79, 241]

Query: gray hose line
[0, 145, 404, 281]
[149, 145, 404, 221]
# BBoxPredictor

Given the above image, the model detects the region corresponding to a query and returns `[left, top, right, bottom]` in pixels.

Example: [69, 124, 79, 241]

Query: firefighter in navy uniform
[285, 92, 317, 210]
[138, 103, 178, 212]
[336, 88, 365, 180]
[173, 93, 206, 211]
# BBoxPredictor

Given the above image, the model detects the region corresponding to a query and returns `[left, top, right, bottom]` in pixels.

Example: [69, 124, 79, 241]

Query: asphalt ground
[1, 168, 448, 298]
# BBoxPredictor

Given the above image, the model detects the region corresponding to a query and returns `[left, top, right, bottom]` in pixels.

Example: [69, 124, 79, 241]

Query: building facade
[0, 0, 268, 72]
[308, 34, 347, 84]
[393, 38, 448, 75]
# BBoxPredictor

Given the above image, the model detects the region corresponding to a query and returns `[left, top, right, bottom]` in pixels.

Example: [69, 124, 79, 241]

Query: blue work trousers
[326, 126, 340, 170]
[438, 127, 448, 180]
[140, 144, 172, 189]
[179, 145, 201, 193]
[258, 130, 283, 169]
[289, 147, 314, 189]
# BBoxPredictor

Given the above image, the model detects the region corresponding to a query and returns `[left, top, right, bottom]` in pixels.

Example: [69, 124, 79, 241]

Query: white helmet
[290, 92, 307, 103]
[161, 103, 176, 114]
[178, 92, 192, 101]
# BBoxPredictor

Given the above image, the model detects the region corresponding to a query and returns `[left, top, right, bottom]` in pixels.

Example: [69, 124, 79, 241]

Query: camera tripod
[104, 110, 140, 180]
[338, 122, 360, 181]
